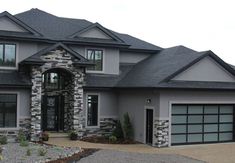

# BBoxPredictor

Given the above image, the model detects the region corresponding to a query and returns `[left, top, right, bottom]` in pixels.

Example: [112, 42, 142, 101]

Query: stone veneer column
[153, 118, 169, 147]
[30, 49, 85, 140]
[30, 66, 42, 141]
[73, 70, 85, 131]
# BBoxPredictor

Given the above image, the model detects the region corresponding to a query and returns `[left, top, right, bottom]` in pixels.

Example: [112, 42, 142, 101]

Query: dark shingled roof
[85, 64, 134, 88]
[0, 71, 31, 87]
[14, 9, 162, 51]
[116, 46, 203, 87]
[85, 45, 235, 90]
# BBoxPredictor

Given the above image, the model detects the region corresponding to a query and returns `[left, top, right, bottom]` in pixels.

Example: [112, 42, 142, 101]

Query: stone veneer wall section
[85, 118, 117, 137]
[30, 49, 85, 141]
[153, 119, 169, 147]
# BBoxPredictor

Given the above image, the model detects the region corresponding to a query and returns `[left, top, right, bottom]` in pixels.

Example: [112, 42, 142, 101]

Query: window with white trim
[0, 44, 16, 67]
[87, 95, 98, 126]
[86, 49, 103, 71]
[0, 94, 17, 128]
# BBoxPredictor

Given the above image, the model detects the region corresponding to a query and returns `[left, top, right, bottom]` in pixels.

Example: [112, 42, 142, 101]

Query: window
[86, 49, 103, 71]
[0, 94, 17, 128]
[0, 44, 16, 67]
[42, 71, 67, 90]
[42, 72, 59, 90]
[87, 95, 99, 126]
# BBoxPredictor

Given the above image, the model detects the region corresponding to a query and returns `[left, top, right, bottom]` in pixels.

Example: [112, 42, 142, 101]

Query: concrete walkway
[47, 138, 235, 163]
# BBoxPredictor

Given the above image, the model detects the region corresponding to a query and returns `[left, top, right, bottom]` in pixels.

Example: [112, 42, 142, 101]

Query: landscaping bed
[0, 142, 82, 163]
[81, 136, 138, 144]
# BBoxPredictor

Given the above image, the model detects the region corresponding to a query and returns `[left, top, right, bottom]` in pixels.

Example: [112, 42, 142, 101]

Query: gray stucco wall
[18, 42, 38, 62]
[173, 56, 235, 82]
[118, 90, 159, 143]
[0, 17, 26, 32]
[159, 90, 235, 118]
[119, 51, 151, 64]
[71, 46, 119, 74]
[79, 28, 112, 39]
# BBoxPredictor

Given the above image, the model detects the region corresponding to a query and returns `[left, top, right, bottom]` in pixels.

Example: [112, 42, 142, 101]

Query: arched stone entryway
[30, 48, 85, 141]
[41, 68, 74, 131]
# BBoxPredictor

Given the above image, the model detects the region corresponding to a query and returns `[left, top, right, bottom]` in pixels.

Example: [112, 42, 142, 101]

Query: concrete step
[47, 132, 69, 138]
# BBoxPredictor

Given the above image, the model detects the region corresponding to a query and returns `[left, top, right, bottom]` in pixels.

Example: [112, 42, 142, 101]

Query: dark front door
[42, 96, 59, 131]
[146, 109, 153, 144]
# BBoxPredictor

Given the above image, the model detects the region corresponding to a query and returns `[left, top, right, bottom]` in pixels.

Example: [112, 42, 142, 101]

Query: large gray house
[1, 8, 235, 148]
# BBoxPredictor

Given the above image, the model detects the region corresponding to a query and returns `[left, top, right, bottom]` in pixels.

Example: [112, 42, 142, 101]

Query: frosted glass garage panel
[204, 124, 218, 132]
[220, 124, 233, 132]
[172, 105, 187, 114]
[172, 116, 187, 124]
[188, 125, 202, 133]
[171, 135, 186, 144]
[220, 105, 233, 113]
[204, 105, 218, 114]
[219, 133, 233, 141]
[171, 125, 186, 134]
[220, 115, 233, 123]
[204, 115, 218, 123]
[188, 105, 203, 114]
[188, 115, 203, 123]
[204, 133, 218, 142]
[188, 134, 202, 143]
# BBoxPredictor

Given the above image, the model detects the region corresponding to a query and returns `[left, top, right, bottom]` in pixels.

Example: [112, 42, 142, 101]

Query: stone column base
[153, 119, 169, 147]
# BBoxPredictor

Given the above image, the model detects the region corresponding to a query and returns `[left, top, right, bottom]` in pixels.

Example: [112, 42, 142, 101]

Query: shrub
[38, 148, 47, 156]
[68, 130, 78, 140]
[122, 113, 133, 140]
[0, 136, 7, 145]
[41, 132, 49, 141]
[17, 129, 26, 142]
[112, 120, 124, 139]
[109, 135, 117, 143]
[0, 146, 2, 160]
[20, 140, 29, 147]
[26, 148, 31, 156]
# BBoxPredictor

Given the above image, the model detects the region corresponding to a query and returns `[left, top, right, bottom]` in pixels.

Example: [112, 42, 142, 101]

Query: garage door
[171, 104, 234, 145]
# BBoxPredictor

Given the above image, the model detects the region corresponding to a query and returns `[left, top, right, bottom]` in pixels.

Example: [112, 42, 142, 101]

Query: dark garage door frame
[171, 104, 235, 146]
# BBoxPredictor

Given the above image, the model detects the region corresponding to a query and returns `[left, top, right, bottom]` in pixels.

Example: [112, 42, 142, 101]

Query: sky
[1, 0, 235, 64]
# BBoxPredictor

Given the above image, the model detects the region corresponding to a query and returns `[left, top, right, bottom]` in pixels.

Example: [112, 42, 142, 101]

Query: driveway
[77, 149, 204, 163]
[48, 138, 235, 163]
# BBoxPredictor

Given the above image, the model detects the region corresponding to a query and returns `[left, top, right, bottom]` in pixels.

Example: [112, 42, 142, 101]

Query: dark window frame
[87, 94, 99, 127]
[171, 104, 235, 145]
[0, 43, 16, 67]
[86, 49, 103, 71]
[0, 94, 17, 128]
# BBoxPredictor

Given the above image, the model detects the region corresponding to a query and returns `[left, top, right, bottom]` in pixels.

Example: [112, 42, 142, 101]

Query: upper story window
[0, 43, 16, 67]
[86, 49, 103, 71]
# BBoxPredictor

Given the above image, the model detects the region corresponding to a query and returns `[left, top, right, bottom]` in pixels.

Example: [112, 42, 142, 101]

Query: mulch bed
[47, 148, 98, 163]
[80, 136, 138, 144]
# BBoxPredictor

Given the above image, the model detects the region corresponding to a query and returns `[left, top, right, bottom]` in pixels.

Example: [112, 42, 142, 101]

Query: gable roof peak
[0, 10, 42, 36]
[68, 22, 125, 43]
